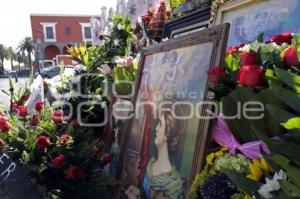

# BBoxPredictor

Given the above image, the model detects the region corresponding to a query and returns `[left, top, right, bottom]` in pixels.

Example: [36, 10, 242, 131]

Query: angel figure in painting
[143, 111, 183, 199]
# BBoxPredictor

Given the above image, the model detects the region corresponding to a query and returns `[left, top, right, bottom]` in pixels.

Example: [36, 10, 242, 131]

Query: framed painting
[119, 23, 230, 198]
[211, 0, 300, 47]
[163, 7, 211, 39]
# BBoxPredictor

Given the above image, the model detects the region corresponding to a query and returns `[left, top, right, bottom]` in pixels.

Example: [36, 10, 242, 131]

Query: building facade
[30, 14, 100, 66]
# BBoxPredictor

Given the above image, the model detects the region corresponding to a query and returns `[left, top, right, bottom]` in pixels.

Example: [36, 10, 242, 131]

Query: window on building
[46, 27, 54, 39]
[41, 23, 57, 42]
[65, 27, 72, 35]
[84, 26, 92, 39]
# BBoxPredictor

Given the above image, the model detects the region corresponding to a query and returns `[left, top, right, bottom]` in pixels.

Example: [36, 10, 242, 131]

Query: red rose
[0, 118, 10, 133]
[21, 95, 29, 102]
[17, 105, 29, 117]
[208, 66, 226, 84]
[240, 52, 257, 65]
[30, 115, 40, 126]
[52, 110, 63, 125]
[36, 135, 50, 149]
[271, 32, 293, 45]
[52, 154, 65, 169]
[226, 44, 245, 54]
[0, 138, 5, 149]
[12, 102, 18, 111]
[141, 15, 150, 23]
[67, 166, 85, 181]
[35, 101, 44, 112]
[282, 47, 300, 68]
[59, 133, 72, 145]
[237, 65, 264, 88]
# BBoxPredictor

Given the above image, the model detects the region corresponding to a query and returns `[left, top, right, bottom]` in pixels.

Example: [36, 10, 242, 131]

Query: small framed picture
[119, 23, 230, 198]
[163, 7, 211, 39]
[211, 0, 300, 47]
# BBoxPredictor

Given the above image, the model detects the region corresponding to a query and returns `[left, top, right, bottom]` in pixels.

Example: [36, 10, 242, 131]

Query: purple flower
[102, 64, 112, 75]
[198, 173, 236, 199]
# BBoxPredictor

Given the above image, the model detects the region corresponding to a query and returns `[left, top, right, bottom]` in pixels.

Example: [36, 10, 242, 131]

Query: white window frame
[80, 23, 92, 42]
[41, 22, 57, 42]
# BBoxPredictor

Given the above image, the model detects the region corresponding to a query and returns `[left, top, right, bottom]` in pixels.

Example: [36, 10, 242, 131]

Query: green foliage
[283, 117, 300, 130]
[208, 34, 300, 199]
[167, 0, 186, 9]
[214, 153, 250, 174]
[274, 67, 300, 93]
[257, 32, 264, 43]
[188, 165, 216, 199]
[225, 53, 240, 72]
[270, 82, 300, 114]
[221, 168, 260, 196]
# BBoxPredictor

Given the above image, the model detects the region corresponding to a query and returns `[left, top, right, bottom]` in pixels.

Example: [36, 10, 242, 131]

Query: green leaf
[225, 54, 239, 72]
[279, 180, 300, 197]
[221, 86, 265, 142]
[251, 89, 285, 137]
[283, 117, 300, 130]
[1, 89, 10, 96]
[221, 168, 260, 195]
[8, 76, 14, 89]
[266, 105, 296, 124]
[275, 67, 300, 93]
[253, 127, 300, 163]
[270, 82, 300, 114]
[269, 154, 300, 187]
[257, 32, 264, 43]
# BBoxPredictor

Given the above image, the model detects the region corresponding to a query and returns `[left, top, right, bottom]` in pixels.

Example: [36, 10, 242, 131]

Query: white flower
[258, 170, 287, 199]
[117, 23, 125, 30]
[103, 26, 111, 36]
[109, 22, 114, 28]
[74, 64, 86, 71]
[273, 169, 287, 181]
[114, 39, 120, 46]
[239, 44, 251, 52]
[95, 95, 102, 101]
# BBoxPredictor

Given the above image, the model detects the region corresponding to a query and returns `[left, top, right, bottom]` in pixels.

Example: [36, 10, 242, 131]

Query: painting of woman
[143, 111, 184, 199]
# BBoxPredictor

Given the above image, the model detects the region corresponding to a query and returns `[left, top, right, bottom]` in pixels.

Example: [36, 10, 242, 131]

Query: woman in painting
[143, 111, 184, 199]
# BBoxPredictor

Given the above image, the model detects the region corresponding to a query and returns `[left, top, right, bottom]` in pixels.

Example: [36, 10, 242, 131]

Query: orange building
[30, 14, 100, 67]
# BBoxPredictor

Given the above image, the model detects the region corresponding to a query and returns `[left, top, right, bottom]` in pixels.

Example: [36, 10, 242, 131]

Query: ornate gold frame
[210, 0, 263, 26]
[118, 24, 230, 197]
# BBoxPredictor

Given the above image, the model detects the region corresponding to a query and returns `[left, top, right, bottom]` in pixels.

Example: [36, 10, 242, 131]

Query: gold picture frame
[210, 0, 300, 47]
[118, 24, 230, 198]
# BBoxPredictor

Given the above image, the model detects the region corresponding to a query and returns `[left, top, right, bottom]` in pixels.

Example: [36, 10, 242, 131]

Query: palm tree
[6, 47, 15, 70]
[18, 37, 33, 74]
[0, 44, 7, 71]
[16, 51, 23, 71]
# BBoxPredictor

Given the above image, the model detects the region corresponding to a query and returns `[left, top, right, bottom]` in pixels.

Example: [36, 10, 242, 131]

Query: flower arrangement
[137, 1, 171, 41]
[189, 147, 253, 199]
[0, 99, 116, 198]
[197, 32, 300, 198]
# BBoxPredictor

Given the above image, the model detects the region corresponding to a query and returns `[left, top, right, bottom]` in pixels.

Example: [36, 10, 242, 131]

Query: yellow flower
[247, 161, 263, 181]
[246, 158, 272, 181]
[244, 194, 252, 199]
[79, 45, 86, 54]
[260, 158, 273, 172]
[206, 147, 227, 165]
